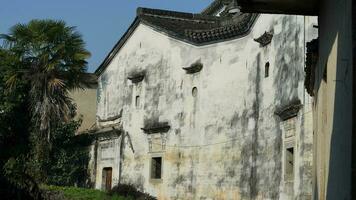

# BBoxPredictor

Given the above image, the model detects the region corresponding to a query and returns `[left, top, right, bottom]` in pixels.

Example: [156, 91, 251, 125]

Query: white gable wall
[94, 14, 317, 200]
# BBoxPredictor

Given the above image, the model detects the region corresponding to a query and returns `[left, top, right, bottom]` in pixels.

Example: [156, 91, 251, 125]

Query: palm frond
[3, 19, 91, 140]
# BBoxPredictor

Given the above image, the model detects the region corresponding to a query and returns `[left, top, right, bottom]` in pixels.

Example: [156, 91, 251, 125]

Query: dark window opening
[151, 157, 162, 179]
[135, 95, 140, 108]
[265, 62, 270, 78]
[285, 147, 294, 180]
[192, 87, 198, 97]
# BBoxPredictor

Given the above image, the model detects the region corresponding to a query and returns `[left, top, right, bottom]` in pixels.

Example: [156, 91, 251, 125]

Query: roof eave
[236, 0, 319, 16]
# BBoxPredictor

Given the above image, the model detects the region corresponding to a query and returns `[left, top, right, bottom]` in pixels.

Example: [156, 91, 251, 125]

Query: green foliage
[0, 19, 91, 199]
[3, 156, 43, 199]
[0, 19, 91, 140]
[43, 185, 133, 200]
[0, 47, 37, 199]
[45, 120, 92, 187]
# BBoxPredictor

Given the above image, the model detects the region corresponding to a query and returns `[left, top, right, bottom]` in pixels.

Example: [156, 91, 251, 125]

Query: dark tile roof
[138, 7, 257, 45]
[95, 6, 258, 75]
[184, 14, 257, 43]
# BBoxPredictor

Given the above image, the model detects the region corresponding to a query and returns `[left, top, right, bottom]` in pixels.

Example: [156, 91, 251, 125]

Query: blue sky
[0, 0, 213, 72]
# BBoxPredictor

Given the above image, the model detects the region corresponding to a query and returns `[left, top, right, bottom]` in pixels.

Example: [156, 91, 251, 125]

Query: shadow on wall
[313, 0, 353, 199]
[271, 15, 302, 199]
[273, 16, 302, 105]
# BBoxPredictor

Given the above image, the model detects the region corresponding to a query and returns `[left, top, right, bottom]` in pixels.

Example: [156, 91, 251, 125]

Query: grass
[42, 185, 133, 200]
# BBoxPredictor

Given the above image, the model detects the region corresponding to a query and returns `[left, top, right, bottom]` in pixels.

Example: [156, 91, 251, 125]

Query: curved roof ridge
[137, 7, 220, 22]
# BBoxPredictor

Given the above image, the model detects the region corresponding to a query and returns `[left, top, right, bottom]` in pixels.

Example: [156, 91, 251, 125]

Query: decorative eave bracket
[141, 122, 171, 134]
[183, 62, 203, 74]
[95, 128, 122, 141]
[128, 72, 145, 83]
[98, 115, 121, 123]
[254, 31, 273, 47]
[97, 109, 123, 123]
[275, 100, 303, 121]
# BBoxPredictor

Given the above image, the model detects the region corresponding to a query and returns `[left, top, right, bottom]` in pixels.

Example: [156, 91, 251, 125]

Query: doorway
[102, 167, 112, 191]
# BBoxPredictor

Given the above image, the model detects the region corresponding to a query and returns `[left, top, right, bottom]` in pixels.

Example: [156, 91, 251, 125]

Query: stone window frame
[275, 101, 301, 184]
[132, 83, 144, 110]
[284, 139, 295, 182]
[135, 95, 140, 108]
[147, 133, 167, 153]
[281, 115, 297, 183]
[283, 117, 296, 138]
[149, 153, 164, 183]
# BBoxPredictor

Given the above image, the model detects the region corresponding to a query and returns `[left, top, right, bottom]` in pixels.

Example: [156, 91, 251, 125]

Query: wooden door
[102, 167, 112, 191]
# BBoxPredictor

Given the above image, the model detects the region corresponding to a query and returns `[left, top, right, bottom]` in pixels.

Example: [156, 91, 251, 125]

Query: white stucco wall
[94, 14, 317, 200]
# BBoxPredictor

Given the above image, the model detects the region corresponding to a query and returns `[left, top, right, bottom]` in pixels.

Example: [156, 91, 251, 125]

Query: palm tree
[0, 19, 91, 141]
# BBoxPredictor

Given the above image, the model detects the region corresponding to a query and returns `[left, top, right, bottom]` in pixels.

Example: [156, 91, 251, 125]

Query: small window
[192, 87, 198, 97]
[151, 157, 162, 179]
[285, 147, 294, 181]
[265, 62, 270, 77]
[135, 95, 140, 108]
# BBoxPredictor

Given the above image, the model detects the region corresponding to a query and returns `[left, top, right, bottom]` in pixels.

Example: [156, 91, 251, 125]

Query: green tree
[0, 19, 90, 141]
[0, 44, 40, 200]
[0, 19, 91, 195]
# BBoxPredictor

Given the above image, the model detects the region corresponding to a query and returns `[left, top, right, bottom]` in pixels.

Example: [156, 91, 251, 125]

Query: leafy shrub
[109, 184, 156, 200]
[45, 120, 93, 187]
[2, 157, 43, 200]
[0, 174, 41, 200]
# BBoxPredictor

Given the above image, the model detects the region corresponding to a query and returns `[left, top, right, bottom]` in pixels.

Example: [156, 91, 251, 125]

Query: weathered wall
[313, 0, 353, 199]
[93, 137, 121, 189]
[95, 14, 316, 200]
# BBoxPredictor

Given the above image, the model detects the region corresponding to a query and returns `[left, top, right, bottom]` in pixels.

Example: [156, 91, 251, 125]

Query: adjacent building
[70, 73, 98, 134]
[236, 0, 355, 199]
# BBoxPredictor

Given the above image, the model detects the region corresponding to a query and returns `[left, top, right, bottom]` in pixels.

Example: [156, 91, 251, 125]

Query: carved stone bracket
[275, 100, 303, 121]
[254, 31, 273, 47]
[128, 72, 145, 83]
[95, 127, 122, 141]
[141, 122, 170, 134]
[98, 115, 121, 123]
[97, 109, 123, 123]
[183, 62, 203, 74]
